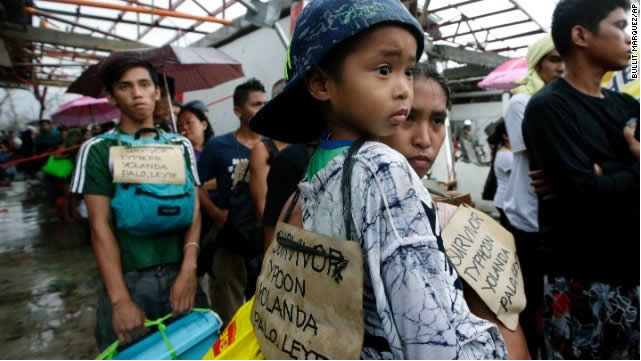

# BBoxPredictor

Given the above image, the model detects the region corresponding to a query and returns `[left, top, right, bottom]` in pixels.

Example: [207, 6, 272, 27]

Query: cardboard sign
[251, 222, 364, 360]
[441, 206, 526, 330]
[111, 145, 186, 185]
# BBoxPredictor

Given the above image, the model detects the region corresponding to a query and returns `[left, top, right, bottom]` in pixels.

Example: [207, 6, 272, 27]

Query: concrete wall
[184, 17, 291, 136]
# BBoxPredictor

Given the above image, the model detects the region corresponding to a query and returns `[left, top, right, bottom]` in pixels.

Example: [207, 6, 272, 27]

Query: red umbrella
[67, 45, 244, 97]
[51, 96, 120, 127]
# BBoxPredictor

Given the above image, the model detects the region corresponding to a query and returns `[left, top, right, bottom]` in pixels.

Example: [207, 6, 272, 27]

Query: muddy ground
[0, 181, 100, 359]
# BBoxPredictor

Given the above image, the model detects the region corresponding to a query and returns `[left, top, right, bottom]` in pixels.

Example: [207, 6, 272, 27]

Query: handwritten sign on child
[110, 145, 186, 185]
[251, 222, 364, 360]
[441, 206, 526, 331]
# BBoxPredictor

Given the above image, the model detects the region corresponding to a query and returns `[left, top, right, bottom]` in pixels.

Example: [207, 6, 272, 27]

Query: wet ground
[0, 180, 100, 359]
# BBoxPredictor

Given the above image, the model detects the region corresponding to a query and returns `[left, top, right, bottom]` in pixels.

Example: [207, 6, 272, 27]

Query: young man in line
[502, 34, 565, 357]
[197, 78, 267, 325]
[523, 0, 639, 358]
[71, 58, 207, 351]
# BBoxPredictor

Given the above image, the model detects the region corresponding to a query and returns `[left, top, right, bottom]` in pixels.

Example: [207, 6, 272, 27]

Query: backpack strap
[283, 188, 301, 223]
[282, 138, 365, 231]
[341, 138, 367, 241]
[262, 138, 279, 165]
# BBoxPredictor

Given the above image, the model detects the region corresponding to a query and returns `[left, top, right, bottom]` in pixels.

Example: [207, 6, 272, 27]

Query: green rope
[96, 309, 212, 360]
[96, 340, 120, 360]
[145, 313, 178, 360]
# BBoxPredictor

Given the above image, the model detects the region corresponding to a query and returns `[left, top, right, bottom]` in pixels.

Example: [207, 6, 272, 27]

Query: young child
[250, 0, 507, 358]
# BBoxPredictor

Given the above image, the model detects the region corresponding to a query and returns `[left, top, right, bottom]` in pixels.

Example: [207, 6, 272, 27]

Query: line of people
[71, 0, 638, 359]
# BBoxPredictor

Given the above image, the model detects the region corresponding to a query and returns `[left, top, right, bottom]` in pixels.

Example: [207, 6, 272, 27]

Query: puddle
[0, 181, 100, 359]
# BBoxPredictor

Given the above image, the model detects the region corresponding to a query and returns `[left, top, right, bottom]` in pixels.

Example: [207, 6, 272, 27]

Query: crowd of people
[1, 0, 638, 359]
[0, 119, 113, 221]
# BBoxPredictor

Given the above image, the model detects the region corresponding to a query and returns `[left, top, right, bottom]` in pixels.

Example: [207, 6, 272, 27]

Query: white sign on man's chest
[110, 145, 186, 185]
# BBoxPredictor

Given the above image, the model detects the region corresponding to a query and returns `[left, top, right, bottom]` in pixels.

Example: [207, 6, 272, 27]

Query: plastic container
[116, 311, 222, 360]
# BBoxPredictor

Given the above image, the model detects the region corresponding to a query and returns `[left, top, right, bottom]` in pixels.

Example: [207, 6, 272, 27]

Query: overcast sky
[0, 0, 582, 128]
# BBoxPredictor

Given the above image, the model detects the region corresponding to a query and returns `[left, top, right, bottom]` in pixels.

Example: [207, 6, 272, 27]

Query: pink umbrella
[478, 57, 528, 90]
[51, 96, 120, 127]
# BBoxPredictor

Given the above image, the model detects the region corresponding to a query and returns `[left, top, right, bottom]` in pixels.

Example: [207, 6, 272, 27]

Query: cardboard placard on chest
[251, 222, 364, 359]
[110, 145, 186, 185]
[441, 205, 526, 331]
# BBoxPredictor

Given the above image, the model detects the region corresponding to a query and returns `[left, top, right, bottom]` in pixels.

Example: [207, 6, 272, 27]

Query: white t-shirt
[503, 93, 539, 233]
[493, 148, 513, 210]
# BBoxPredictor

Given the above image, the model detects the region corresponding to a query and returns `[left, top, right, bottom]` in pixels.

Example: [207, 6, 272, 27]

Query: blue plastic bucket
[115, 310, 222, 360]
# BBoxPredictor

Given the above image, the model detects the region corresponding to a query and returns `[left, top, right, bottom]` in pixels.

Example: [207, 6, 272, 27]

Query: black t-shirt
[263, 144, 311, 227]
[197, 132, 250, 209]
[523, 78, 640, 285]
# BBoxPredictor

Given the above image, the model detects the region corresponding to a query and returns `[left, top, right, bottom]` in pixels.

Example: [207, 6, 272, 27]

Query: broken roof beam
[29, 78, 73, 87]
[136, 0, 189, 41]
[485, 29, 544, 43]
[32, 6, 209, 35]
[443, 64, 491, 80]
[486, 44, 529, 53]
[433, 18, 531, 41]
[429, 0, 483, 13]
[507, 0, 546, 32]
[37, 0, 232, 25]
[1, 25, 148, 51]
[25, 7, 138, 42]
[163, 0, 239, 46]
[426, 42, 510, 67]
[428, 7, 517, 30]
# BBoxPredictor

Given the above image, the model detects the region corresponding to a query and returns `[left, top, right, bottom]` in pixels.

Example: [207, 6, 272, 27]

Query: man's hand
[215, 209, 229, 228]
[529, 170, 556, 200]
[531, 164, 605, 201]
[593, 163, 604, 176]
[624, 123, 640, 160]
[170, 266, 198, 315]
[112, 298, 147, 345]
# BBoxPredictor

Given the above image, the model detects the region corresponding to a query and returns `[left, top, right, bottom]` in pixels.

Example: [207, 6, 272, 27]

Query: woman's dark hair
[552, 0, 630, 57]
[179, 107, 214, 142]
[233, 78, 265, 107]
[414, 62, 452, 109]
[488, 120, 508, 159]
[100, 58, 159, 94]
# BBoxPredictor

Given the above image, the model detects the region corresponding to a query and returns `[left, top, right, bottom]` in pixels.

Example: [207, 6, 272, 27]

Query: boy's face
[325, 25, 417, 139]
[379, 77, 447, 178]
[536, 50, 565, 84]
[235, 91, 267, 124]
[39, 122, 51, 134]
[108, 67, 160, 124]
[585, 7, 631, 71]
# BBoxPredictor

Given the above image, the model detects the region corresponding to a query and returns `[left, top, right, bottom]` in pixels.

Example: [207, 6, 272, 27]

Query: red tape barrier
[0, 145, 81, 168]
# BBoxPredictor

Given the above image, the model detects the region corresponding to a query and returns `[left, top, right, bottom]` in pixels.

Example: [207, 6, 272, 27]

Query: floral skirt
[542, 275, 639, 359]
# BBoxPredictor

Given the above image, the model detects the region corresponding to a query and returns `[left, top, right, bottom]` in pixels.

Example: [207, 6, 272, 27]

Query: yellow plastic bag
[203, 297, 263, 360]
